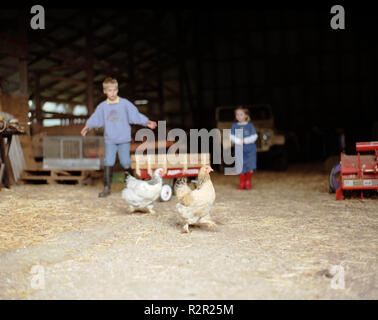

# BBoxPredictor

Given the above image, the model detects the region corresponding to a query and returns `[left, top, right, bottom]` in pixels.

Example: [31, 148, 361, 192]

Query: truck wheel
[160, 184, 173, 201]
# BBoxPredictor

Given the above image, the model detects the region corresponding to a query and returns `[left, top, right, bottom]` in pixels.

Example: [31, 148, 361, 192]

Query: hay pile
[0, 184, 124, 251]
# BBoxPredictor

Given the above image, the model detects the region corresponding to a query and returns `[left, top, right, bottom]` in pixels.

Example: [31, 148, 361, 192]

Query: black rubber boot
[99, 166, 112, 197]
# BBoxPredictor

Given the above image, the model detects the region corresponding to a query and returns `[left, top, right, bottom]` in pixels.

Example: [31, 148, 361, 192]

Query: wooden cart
[131, 153, 210, 201]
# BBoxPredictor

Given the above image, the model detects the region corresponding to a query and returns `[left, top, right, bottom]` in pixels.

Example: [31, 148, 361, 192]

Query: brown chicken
[174, 165, 216, 233]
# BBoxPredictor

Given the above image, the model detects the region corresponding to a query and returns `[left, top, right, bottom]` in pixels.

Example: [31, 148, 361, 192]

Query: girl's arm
[243, 133, 258, 144]
[243, 123, 258, 144]
[230, 124, 243, 145]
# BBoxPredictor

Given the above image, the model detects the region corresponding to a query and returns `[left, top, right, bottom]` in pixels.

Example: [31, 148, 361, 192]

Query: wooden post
[194, 12, 203, 128]
[229, 16, 236, 104]
[208, 13, 219, 110]
[298, 13, 308, 129]
[261, 14, 270, 106]
[156, 17, 165, 120]
[157, 59, 164, 118]
[176, 12, 186, 127]
[127, 17, 135, 100]
[86, 13, 94, 114]
[244, 18, 253, 103]
[183, 63, 195, 125]
[19, 59, 28, 97]
[34, 72, 42, 125]
[18, 9, 28, 97]
[282, 11, 291, 131]
[179, 62, 185, 127]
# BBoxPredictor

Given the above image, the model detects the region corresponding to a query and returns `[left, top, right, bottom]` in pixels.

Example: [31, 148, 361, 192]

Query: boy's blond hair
[103, 77, 118, 89]
[234, 106, 251, 122]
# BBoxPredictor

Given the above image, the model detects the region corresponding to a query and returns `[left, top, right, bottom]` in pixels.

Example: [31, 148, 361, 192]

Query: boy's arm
[126, 101, 156, 128]
[81, 104, 104, 136]
[81, 125, 89, 136]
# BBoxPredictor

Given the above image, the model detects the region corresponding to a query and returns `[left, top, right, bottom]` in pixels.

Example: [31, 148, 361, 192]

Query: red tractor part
[335, 141, 378, 200]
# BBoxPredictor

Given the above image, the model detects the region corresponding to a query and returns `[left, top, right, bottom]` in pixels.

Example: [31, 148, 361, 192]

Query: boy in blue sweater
[81, 77, 157, 197]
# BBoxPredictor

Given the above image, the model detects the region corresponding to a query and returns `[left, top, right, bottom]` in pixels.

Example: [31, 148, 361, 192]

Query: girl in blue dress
[230, 106, 258, 189]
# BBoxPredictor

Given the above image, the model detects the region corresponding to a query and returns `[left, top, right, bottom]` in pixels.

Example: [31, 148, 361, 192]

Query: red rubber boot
[245, 171, 253, 189]
[237, 173, 246, 190]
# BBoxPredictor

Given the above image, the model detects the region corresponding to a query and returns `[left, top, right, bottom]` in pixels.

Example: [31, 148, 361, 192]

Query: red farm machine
[329, 141, 378, 200]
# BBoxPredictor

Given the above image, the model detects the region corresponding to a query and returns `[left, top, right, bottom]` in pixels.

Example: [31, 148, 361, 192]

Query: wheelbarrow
[131, 153, 211, 201]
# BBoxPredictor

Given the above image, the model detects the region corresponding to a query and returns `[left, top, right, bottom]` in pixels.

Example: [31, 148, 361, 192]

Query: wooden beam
[34, 39, 130, 86]
[33, 67, 100, 104]
[30, 111, 88, 119]
[37, 69, 83, 92]
[27, 11, 119, 67]
[28, 12, 132, 78]
[32, 64, 84, 73]
[50, 41, 129, 80]
[28, 11, 180, 113]
[0, 63, 19, 73]
[27, 10, 81, 43]
[91, 10, 167, 65]
[40, 96, 83, 105]
[0, 33, 27, 58]
[47, 74, 87, 87]
[66, 78, 131, 101]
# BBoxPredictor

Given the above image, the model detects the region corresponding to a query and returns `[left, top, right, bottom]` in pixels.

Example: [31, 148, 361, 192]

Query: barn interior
[0, 4, 377, 300]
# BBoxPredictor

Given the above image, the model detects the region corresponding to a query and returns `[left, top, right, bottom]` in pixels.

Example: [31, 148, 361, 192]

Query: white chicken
[122, 168, 164, 214]
[174, 165, 216, 233]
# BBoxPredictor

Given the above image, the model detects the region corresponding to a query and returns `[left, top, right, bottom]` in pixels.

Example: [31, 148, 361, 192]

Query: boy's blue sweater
[86, 97, 149, 144]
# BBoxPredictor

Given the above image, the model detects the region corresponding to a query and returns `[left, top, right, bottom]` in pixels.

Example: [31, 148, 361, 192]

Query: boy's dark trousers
[99, 166, 134, 197]
[99, 166, 112, 197]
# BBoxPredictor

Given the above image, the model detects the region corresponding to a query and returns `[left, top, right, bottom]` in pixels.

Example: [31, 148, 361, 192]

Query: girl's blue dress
[231, 122, 257, 173]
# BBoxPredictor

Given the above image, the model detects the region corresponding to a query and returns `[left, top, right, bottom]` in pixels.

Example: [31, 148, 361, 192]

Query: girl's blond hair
[103, 77, 118, 89]
[234, 106, 251, 122]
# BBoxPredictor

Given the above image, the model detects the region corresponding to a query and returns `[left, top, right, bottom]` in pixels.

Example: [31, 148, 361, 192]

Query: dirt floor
[0, 163, 377, 300]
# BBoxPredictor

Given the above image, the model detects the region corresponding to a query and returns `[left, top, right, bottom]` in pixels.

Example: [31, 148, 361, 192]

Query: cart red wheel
[160, 184, 173, 201]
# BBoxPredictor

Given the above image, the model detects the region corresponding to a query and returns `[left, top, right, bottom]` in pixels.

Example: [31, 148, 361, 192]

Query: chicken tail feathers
[124, 173, 138, 187]
[174, 178, 191, 201]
